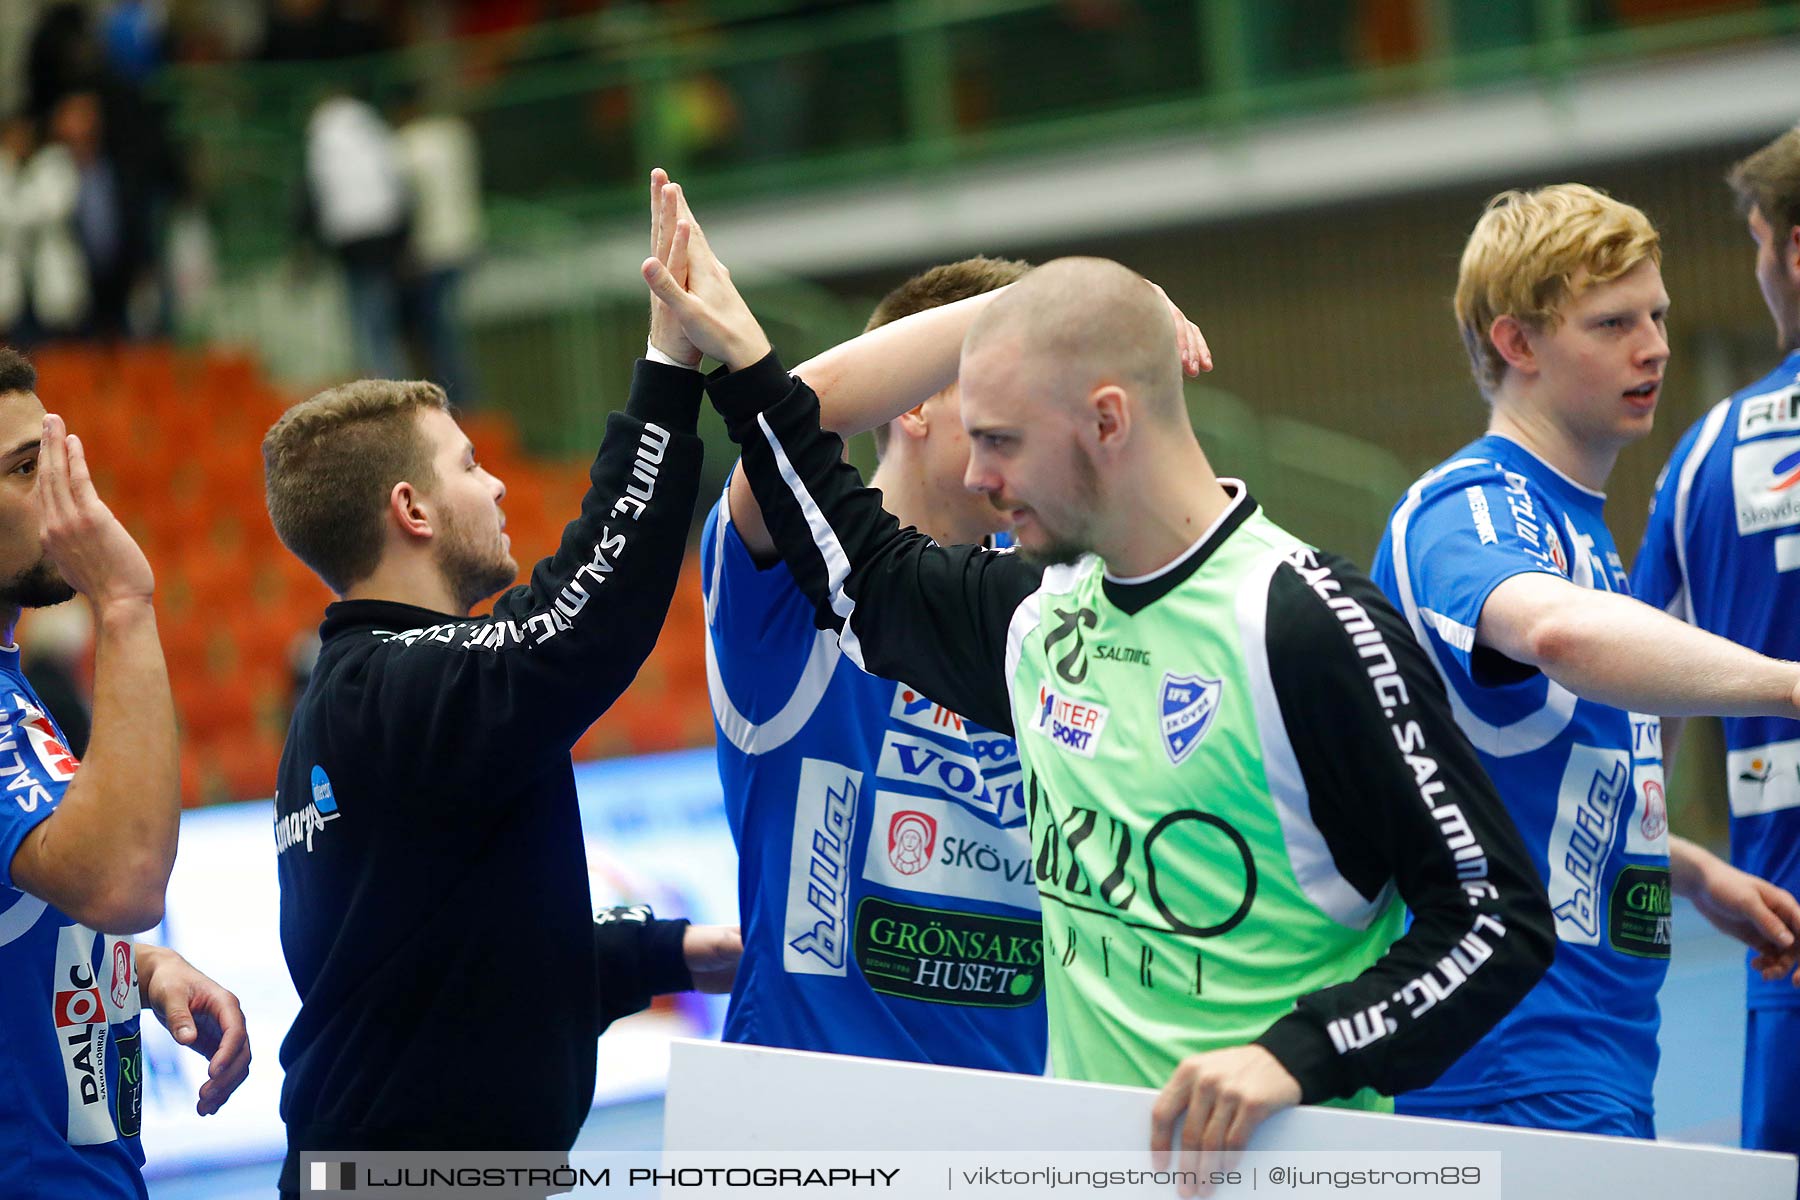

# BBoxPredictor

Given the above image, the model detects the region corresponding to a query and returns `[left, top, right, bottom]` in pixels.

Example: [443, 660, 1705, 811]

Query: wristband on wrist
[646, 340, 700, 370]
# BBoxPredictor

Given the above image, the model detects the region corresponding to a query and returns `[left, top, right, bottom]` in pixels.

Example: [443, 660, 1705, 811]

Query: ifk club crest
[1160, 673, 1222, 765]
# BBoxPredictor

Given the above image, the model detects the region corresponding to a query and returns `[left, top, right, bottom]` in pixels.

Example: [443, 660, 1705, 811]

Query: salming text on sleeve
[273, 360, 705, 1192]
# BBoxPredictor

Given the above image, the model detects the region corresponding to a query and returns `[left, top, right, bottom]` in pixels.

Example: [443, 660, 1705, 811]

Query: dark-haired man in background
[0, 346, 250, 1200]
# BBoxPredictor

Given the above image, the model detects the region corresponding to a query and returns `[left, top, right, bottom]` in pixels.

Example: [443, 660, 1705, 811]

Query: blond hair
[1455, 184, 1661, 396]
[263, 380, 449, 594]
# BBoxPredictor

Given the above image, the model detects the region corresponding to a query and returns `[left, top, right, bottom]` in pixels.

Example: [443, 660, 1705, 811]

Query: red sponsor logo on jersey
[1543, 523, 1570, 577]
[888, 810, 937, 876]
[54, 984, 105, 1028]
[21, 705, 79, 781]
[110, 941, 133, 1009]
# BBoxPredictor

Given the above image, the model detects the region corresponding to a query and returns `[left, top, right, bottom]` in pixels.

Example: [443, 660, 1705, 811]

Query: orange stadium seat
[20, 344, 715, 800]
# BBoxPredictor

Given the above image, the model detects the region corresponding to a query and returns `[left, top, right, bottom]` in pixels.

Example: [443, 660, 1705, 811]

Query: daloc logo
[1160, 673, 1222, 766]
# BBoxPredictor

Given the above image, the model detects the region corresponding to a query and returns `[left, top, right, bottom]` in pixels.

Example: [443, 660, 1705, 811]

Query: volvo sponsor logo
[887, 810, 936, 876]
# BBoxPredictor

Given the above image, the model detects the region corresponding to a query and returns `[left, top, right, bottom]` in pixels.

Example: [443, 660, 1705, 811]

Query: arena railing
[159, 0, 1800, 273]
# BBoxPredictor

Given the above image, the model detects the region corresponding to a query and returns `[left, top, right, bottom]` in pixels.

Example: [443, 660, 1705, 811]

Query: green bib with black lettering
[1007, 507, 1401, 1109]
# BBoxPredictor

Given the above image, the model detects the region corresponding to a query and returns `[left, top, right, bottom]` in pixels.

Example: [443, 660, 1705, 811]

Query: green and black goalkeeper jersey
[712, 355, 1552, 1106]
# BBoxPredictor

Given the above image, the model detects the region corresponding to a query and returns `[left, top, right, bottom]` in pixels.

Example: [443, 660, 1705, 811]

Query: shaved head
[962, 257, 1183, 421]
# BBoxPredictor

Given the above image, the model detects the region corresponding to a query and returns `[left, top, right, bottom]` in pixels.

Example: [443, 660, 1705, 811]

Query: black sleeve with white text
[1252, 548, 1554, 1103]
[357, 360, 706, 785]
[707, 353, 1041, 734]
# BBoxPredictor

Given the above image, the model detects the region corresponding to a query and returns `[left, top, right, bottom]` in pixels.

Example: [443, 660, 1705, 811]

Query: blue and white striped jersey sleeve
[1389, 464, 1568, 680]
[0, 688, 79, 890]
[700, 483, 839, 730]
[1631, 414, 1711, 620]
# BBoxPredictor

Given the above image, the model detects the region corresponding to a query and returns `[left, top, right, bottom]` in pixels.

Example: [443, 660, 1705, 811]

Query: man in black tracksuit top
[263, 355, 718, 1194]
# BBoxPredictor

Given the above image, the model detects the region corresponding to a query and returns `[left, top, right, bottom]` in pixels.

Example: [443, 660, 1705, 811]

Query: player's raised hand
[36, 414, 154, 610]
[647, 169, 703, 367]
[640, 176, 771, 372]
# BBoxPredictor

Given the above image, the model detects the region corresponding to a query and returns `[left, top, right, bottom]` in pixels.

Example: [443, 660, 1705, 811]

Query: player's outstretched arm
[1254, 551, 1554, 1096]
[1477, 571, 1800, 719]
[647, 183, 1038, 733]
[9, 416, 177, 933]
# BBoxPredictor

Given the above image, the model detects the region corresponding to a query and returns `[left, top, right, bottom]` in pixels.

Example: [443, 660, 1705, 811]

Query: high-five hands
[647, 168, 703, 368]
[641, 173, 772, 373]
[642, 169, 1210, 381]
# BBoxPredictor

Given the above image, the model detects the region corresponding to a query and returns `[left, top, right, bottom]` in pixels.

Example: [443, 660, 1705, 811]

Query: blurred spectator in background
[394, 85, 482, 407]
[101, 0, 170, 84]
[0, 108, 90, 340]
[51, 90, 130, 338]
[0, 117, 30, 337]
[302, 88, 409, 378]
[20, 601, 93, 758]
[23, 2, 188, 340]
[260, 0, 390, 62]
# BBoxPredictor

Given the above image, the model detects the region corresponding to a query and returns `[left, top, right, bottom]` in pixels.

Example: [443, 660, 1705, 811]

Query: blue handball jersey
[0, 650, 147, 1200]
[1634, 350, 1800, 1010]
[701, 488, 1047, 1071]
[1373, 434, 1671, 1113]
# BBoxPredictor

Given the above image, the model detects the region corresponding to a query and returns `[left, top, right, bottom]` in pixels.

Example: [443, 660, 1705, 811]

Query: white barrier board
[665, 1040, 1795, 1199]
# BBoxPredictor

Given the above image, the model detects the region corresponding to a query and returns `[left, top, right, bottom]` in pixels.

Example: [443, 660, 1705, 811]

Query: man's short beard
[1019, 537, 1092, 569]
[1017, 443, 1101, 569]
[0, 557, 75, 611]
[436, 508, 517, 615]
